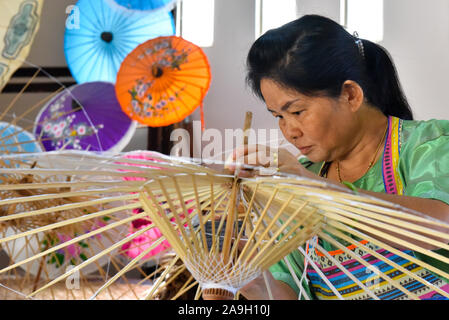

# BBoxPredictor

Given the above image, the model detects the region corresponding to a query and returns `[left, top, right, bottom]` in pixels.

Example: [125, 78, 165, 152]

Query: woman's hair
[246, 14, 413, 120]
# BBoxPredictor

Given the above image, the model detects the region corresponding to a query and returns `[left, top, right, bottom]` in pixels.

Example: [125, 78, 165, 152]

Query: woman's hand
[225, 144, 310, 177]
[239, 271, 298, 300]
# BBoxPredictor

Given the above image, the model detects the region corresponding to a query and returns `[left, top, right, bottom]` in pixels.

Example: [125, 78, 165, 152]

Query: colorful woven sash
[306, 116, 449, 300]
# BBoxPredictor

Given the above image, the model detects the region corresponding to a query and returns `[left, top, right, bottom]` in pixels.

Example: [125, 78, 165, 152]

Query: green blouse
[269, 118, 449, 298]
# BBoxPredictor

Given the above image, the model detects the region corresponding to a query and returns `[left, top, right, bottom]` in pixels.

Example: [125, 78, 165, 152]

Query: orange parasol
[115, 36, 211, 129]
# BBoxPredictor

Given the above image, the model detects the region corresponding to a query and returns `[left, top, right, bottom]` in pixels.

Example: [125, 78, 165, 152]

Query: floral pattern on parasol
[116, 36, 211, 127]
[34, 81, 137, 152]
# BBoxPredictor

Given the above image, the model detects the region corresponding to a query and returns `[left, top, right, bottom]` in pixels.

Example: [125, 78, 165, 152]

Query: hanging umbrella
[33, 81, 137, 152]
[0, 0, 44, 91]
[115, 35, 211, 129]
[0, 121, 42, 155]
[105, 0, 177, 13]
[64, 0, 175, 84]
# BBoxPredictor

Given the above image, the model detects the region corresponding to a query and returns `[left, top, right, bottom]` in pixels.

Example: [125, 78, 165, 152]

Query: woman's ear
[340, 80, 364, 113]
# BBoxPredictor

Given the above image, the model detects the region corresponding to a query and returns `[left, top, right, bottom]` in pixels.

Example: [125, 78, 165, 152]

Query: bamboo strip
[0, 210, 151, 275]
[0, 187, 139, 206]
[318, 231, 419, 300]
[245, 202, 312, 267]
[0, 180, 144, 191]
[143, 255, 181, 300]
[171, 176, 201, 254]
[282, 255, 311, 300]
[222, 178, 239, 264]
[27, 222, 156, 298]
[191, 174, 208, 251]
[0, 194, 139, 223]
[296, 245, 344, 300]
[316, 202, 449, 242]
[0, 202, 140, 245]
[89, 237, 166, 300]
[323, 225, 449, 299]
[157, 179, 196, 255]
[326, 219, 449, 286]
[237, 187, 279, 264]
[313, 242, 380, 300]
[322, 210, 449, 265]
[170, 276, 197, 300]
[140, 188, 186, 259]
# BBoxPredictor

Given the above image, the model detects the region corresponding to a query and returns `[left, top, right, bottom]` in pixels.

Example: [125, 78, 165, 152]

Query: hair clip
[353, 31, 365, 59]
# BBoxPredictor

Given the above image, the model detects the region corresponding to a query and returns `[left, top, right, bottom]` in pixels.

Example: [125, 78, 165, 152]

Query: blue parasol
[0, 122, 42, 154]
[105, 0, 177, 12]
[64, 0, 175, 84]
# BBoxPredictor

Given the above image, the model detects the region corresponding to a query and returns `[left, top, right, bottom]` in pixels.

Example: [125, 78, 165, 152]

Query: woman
[228, 15, 449, 300]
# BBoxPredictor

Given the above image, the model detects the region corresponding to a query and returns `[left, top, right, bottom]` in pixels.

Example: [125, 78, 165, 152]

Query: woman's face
[260, 78, 359, 163]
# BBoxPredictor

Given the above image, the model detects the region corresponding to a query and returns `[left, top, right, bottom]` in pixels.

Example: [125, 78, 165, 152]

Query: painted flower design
[40, 107, 103, 150]
[128, 38, 191, 119]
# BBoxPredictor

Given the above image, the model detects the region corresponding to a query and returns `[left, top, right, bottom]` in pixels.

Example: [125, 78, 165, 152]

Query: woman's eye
[292, 110, 303, 116]
[274, 114, 283, 119]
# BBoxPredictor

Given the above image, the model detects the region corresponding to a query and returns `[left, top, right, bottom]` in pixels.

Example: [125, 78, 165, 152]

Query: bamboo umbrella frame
[1, 148, 449, 300]
[0, 150, 222, 299]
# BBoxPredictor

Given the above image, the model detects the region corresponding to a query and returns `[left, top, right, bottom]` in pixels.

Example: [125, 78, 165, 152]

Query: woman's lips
[298, 146, 312, 154]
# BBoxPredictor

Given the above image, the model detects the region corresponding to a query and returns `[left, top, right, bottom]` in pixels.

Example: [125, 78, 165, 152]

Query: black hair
[246, 14, 413, 120]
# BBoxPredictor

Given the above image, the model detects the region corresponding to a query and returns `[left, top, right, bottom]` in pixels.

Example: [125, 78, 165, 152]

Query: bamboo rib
[321, 210, 449, 265]
[89, 236, 167, 300]
[0, 193, 139, 223]
[262, 219, 323, 270]
[318, 231, 419, 300]
[27, 222, 157, 298]
[0, 69, 40, 122]
[0, 180, 144, 191]
[322, 225, 449, 299]
[228, 184, 260, 261]
[0, 202, 140, 245]
[0, 210, 150, 275]
[140, 189, 186, 259]
[242, 202, 313, 268]
[171, 176, 201, 254]
[236, 187, 279, 264]
[221, 178, 239, 264]
[191, 174, 209, 251]
[313, 242, 380, 300]
[297, 245, 344, 300]
[327, 219, 449, 285]
[170, 276, 197, 300]
[314, 201, 449, 241]
[240, 193, 297, 266]
[282, 256, 311, 300]
[0, 186, 139, 207]
[270, 182, 449, 229]
[143, 255, 181, 300]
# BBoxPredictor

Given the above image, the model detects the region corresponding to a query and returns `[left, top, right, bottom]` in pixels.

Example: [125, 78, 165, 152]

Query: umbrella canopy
[106, 0, 176, 12]
[115, 36, 211, 128]
[0, 0, 44, 91]
[33, 81, 137, 152]
[64, 0, 175, 84]
[0, 121, 42, 155]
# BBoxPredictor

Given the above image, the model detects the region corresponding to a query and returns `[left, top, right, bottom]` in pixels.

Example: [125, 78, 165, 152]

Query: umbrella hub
[151, 65, 164, 78]
[100, 31, 113, 43]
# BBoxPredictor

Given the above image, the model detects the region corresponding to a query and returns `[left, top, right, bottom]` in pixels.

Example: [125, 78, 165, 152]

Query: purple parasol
[34, 81, 137, 152]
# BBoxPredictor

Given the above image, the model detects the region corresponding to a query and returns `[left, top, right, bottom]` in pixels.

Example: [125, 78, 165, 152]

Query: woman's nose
[284, 119, 302, 140]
